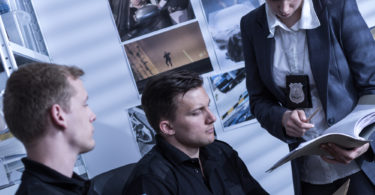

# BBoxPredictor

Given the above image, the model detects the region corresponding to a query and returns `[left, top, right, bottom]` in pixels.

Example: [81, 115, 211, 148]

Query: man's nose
[206, 109, 216, 124]
[90, 109, 96, 122]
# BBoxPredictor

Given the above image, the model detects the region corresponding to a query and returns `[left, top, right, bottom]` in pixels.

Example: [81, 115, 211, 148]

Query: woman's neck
[279, 3, 303, 28]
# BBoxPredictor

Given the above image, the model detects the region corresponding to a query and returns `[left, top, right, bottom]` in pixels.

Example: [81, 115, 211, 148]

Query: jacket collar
[21, 158, 88, 189]
[306, 0, 329, 111]
[156, 135, 218, 165]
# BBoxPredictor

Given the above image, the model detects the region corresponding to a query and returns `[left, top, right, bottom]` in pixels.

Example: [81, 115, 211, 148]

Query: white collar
[266, 0, 320, 38]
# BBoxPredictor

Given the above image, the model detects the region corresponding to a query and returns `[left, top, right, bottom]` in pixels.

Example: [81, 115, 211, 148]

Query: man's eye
[192, 110, 202, 116]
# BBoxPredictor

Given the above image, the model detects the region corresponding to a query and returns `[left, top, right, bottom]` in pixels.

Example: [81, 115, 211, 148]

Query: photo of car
[223, 91, 254, 127]
[108, 0, 195, 42]
[210, 67, 256, 130]
[210, 67, 245, 93]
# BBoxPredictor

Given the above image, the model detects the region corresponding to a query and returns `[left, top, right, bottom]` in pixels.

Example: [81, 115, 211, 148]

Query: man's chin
[79, 142, 95, 154]
[207, 136, 215, 144]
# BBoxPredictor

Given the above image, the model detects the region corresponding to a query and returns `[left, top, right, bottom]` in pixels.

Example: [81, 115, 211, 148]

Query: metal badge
[285, 75, 312, 109]
[289, 82, 305, 104]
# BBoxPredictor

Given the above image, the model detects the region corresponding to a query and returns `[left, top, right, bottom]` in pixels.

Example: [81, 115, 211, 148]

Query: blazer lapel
[256, 6, 287, 103]
[306, 0, 330, 111]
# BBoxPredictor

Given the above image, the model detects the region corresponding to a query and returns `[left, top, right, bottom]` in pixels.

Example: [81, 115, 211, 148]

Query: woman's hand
[320, 143, 369, 164]
[282, 110, 314, 137]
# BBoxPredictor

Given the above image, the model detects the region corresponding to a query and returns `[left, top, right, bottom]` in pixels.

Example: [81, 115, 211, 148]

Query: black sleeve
[231, 149, 269, 195]
[123, 175, 174, 195]
[216, 140, 269, 195]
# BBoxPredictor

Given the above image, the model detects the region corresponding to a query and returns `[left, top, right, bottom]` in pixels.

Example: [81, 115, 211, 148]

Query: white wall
[358, 0, 375, 28]
[32, 0, 142, 177]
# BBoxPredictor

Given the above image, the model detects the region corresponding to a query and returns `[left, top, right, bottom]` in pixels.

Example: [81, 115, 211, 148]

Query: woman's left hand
[320, 143, 369, 164]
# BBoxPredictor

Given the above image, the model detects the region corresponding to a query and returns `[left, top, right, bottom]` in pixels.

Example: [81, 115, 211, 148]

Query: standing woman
[241, 0, 375, 194]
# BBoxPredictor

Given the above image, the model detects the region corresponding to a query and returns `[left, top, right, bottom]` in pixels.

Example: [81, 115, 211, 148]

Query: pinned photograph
[124, 21, 213, 93]
[0, 90, 12, 142]
[199, 0, 261, 70]
[108, 0, 196, 42]
[128, 105, 157, 156]
[210, 67, 256, 130]
[0, 138, 26, 188]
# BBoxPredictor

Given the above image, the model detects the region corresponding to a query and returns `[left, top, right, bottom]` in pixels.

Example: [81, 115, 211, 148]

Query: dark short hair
[3, 62, 84, 144]
[141, 70, 203, 133]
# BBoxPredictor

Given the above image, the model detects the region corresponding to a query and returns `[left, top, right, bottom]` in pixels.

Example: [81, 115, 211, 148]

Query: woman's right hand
[282, 110, 314, 137]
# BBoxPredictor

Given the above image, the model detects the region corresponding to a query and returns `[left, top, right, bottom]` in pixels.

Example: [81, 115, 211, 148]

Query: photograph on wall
[125, 21, 213, 93]
[128, 105, 157, 156]
[73, 155, 89, 179]
[199, 0, 262, 70]
[108, 0, 196, 42]
[0, 89, 8, 141]
[0, 137, 26, 189]
[210, 67, 256, 130]
[0, 82, 26, 189]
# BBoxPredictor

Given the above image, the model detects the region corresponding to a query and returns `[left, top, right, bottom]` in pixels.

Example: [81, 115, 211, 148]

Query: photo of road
[210, 67, 255, 130]
[125, 21, 213, 93]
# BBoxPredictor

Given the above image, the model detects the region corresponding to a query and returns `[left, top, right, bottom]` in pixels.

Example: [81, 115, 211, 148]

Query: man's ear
[159, 120, 175, 136]
[50, 104, 67, 129]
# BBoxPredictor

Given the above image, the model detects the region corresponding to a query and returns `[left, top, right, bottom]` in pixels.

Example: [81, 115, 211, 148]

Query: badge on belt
[285, 75, 312, 109]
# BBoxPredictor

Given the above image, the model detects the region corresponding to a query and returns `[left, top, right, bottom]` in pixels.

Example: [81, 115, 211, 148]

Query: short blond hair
[3, 63, 84, 144]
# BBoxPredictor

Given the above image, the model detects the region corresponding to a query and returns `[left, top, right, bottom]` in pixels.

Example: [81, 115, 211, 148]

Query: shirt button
[194, 169, 199, 174]
[327, 118, 335, 126]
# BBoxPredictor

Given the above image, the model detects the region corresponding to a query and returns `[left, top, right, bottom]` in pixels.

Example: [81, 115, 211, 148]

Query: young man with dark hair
[123, 70, 268, 194]
[3, 62, 97, 194]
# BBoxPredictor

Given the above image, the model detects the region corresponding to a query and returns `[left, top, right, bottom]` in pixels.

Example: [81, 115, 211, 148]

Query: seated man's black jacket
[123, 135, 268, 195]
[16, 158, 96, 195]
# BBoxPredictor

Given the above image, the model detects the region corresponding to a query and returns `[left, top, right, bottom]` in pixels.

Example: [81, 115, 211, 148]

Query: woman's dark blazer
[241, 0, 375, 194]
